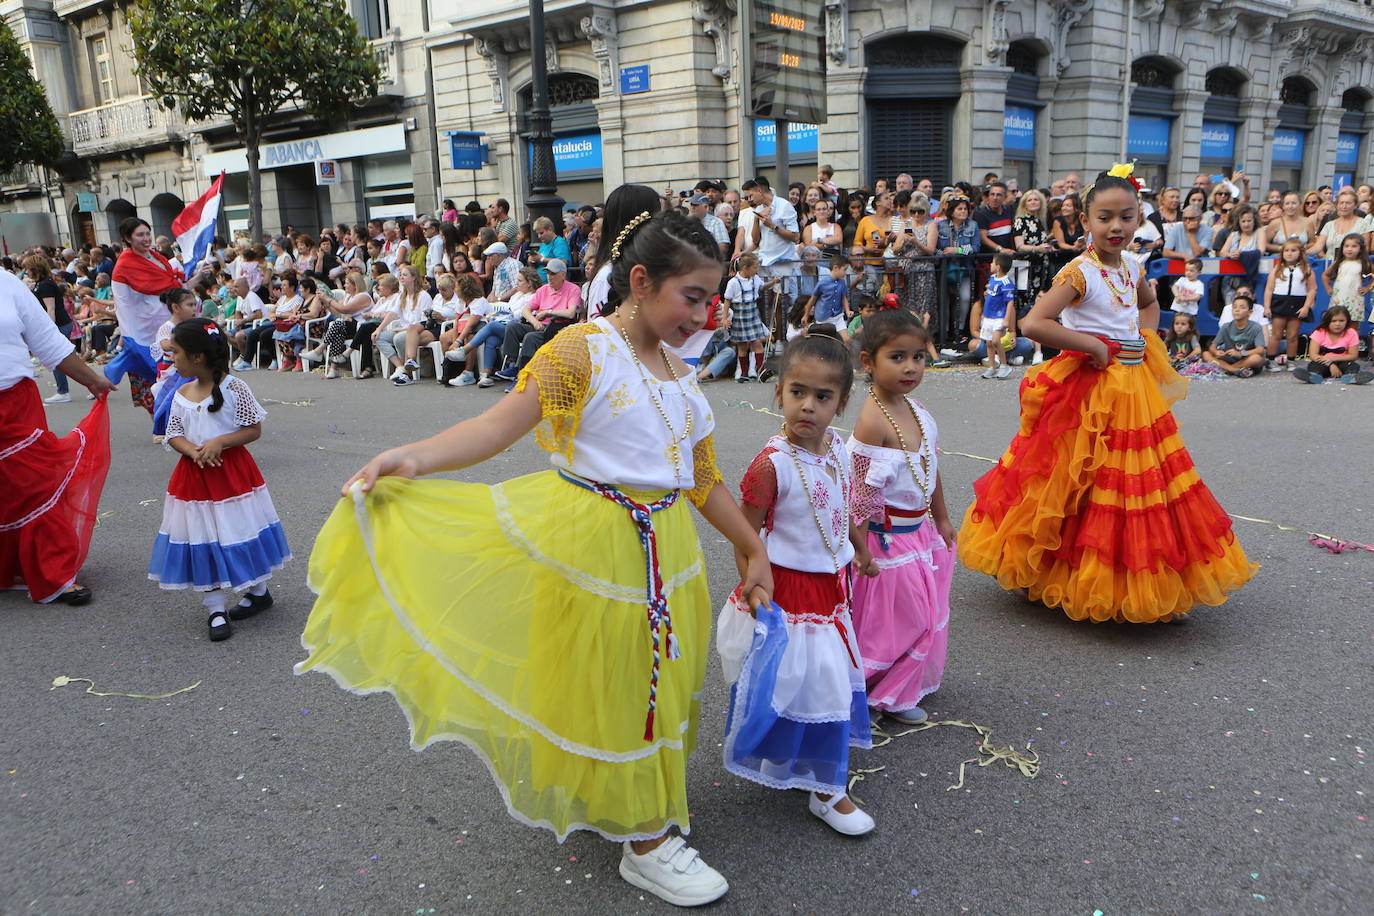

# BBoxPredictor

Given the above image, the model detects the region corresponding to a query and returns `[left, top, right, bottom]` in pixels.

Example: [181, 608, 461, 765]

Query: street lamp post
[525, 0, 565, 226]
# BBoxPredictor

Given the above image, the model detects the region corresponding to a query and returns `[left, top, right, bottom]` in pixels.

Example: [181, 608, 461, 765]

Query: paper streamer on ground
[50, 675, 202, 700]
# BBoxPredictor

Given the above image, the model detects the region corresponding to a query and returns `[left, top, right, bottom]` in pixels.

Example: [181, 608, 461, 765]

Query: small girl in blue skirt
[718, 330, 880, 835]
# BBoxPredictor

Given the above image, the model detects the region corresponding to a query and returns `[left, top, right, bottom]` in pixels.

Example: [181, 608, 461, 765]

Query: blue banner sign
[528, 131, 603, 173]
[620, 65, 649, 94]
[1003, 105, 1036, 153]
[1337, 132, 1361, 167]
[449, 131, 486, 170]
[1272, 128, 1306, 165]
[1334, 173, 1353, 191]
[753, 121, 819, 158]
[1127, 115, 1171, 157]
[1199, 120, 1235, 161]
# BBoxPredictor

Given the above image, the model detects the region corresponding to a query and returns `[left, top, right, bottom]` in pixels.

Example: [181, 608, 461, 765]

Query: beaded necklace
[868, 389, 932, 505]
[1086, 246, 1137, 309]
[781, 425, 846, 574]
[615, 308, 694, 481]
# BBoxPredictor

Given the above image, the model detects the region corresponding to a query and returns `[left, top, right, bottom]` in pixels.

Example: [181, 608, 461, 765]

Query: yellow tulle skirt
[295, 471, 711, 842]
[959, 335, 1257, 623]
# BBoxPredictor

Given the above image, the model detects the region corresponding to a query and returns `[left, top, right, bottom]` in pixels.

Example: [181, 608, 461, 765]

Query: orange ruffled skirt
[959, 335, 1257, 623]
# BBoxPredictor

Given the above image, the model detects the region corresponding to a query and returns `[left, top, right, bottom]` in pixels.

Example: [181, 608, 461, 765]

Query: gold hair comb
[610, 211, 654, 262]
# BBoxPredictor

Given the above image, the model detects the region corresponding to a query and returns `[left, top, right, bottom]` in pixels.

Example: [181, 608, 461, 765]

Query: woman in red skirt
[1, 269, 115, 604]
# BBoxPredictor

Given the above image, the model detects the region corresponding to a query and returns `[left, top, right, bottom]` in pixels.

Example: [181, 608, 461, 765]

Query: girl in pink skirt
[847, 310, 954, 725]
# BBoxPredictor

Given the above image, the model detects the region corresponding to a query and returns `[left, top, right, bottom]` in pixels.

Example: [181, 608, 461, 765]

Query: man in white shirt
[743, 176, 800, 272]
[690, 194, 730, 258]
[379, 220, 401, 271]
[422, 219, 445, 281]
[229, 278, 270, 370]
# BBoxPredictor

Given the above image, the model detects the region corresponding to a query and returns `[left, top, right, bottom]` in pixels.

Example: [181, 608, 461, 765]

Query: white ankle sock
[203, 590, 227, 619]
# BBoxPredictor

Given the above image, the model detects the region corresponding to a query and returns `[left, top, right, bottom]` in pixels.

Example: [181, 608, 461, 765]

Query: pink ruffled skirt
[850, 520, 952, 712]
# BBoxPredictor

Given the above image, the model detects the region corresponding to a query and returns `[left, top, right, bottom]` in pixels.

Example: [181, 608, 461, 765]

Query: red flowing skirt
[0, 379, 111, 602]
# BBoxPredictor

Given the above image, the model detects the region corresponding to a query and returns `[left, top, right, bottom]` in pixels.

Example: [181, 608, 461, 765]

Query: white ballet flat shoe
[808, 792, 876, 836]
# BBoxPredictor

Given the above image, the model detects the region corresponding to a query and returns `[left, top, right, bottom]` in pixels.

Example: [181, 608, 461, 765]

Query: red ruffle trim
[1092, 448, 1196, 497]
[1053, 478, 1237, 572]
[166, 445, 265, 501]
[971, 351, 1101, 525]
[1104, 413, 1179, 452]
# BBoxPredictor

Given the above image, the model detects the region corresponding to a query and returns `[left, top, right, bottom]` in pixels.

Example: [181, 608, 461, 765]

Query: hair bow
[204, 324, 220, 336]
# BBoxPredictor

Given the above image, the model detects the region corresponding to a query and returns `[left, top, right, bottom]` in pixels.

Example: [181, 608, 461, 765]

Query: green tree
[129, 0, 380, 241]
[0, 22, 65, 174]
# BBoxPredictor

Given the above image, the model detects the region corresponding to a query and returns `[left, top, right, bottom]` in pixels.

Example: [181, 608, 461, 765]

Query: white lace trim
[0, 428, 41, 461]
[148, 564, 286, 594]
[307, 484, 695, 766]
[867, 683, 942, 713]
[723, 755, 871, 796]
[491, 482, 704, 603]
[873, 547, 936, 569]
[0, 427, 86, 531]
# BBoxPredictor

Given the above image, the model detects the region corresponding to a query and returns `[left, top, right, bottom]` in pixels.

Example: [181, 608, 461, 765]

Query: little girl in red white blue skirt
[148, 319, 290, 641]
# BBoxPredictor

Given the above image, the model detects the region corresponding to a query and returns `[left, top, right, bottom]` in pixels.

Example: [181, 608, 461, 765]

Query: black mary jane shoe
[227, 588, 274, 621]
[207, 611, 233, 641]
[57, 586, 92, 606]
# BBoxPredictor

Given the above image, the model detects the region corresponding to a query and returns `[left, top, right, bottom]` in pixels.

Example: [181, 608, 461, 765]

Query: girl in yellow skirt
[295, 210, 771, 907]
[959, 165, 1257, 624]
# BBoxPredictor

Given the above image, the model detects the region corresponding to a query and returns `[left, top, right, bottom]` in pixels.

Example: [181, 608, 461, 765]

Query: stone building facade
[4, 0, 1374, 243]
[0, 0, 438, 244]
[431, 0, 1374, 207]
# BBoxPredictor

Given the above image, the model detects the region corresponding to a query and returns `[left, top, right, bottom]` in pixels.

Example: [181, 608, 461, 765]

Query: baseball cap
[689, 193, 711, 206]
[546, 258, 568, 274]
[483, 242, 509, 256]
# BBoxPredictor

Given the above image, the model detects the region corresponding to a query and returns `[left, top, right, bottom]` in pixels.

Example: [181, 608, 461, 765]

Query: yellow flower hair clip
[1107, 161, 1145, 192]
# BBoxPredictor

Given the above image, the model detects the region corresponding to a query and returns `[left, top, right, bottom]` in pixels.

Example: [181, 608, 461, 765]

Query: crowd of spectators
[10, 166, 1374, 400]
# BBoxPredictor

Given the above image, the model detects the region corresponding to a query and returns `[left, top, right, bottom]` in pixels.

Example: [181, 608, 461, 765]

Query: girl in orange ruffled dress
[959, 165, 1257, 624]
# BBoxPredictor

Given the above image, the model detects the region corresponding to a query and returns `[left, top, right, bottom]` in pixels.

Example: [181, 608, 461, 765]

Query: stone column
[328, 159, 368, 226]
[823, 69, 864, 189]
[1238, 99, 1272, 194]
[961, 66, 1011, 182]
[1172, 88, 1208, 186]
[1307, 106, 1343, 191]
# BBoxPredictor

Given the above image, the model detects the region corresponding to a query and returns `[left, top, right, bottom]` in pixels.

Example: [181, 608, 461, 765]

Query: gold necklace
[616, 309, 694, 481]
[868, 389, 932, 505]
[1086, 246, 1136, 309]
[781, 424, 846, 574]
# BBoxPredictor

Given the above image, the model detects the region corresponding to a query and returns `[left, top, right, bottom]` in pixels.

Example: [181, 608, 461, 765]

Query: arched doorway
[1336, 88, 1370, 191]
[518, 73, 604, 210]
[1003, 42, 1047, 191]
[863, 34, 964, 190]
[70, 203, 96, 248]
[105, 198, 136, 242]
[1127, 56, 1180, 191]
[1273, 76, 1315, 192]
[1200, 68, 1245, 181]
[149, 192, 184, 240]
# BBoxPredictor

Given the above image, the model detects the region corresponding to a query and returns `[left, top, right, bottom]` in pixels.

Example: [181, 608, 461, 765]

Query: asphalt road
[3, 359, 1371, 915]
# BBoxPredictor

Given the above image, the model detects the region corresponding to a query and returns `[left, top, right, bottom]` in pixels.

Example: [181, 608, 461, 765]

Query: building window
[1279, 78, 1312, 107]
[1130, 58, 1175, 90]
[1204, 69, 1243, 98]
[1007, 44, 1039, 77]
[865, 35, 963, 70]
[89, 35, 114, 104]
[352, 0, 390, 40]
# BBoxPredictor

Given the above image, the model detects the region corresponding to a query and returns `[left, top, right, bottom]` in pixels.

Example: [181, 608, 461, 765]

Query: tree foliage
[129, 0, 381, 238]
[0, 22, 65, 173]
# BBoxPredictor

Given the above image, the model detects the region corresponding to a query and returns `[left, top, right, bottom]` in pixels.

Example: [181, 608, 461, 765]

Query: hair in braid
[171, 318, 232, 413]
[605, 210, 723, 314]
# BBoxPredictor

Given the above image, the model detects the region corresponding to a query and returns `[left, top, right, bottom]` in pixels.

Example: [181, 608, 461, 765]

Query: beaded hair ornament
[610, 210, 654, 262]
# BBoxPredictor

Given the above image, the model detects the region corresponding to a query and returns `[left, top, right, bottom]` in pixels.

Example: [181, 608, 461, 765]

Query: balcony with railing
[0, 164, 45, 195]
[68, 96, 186, 157]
